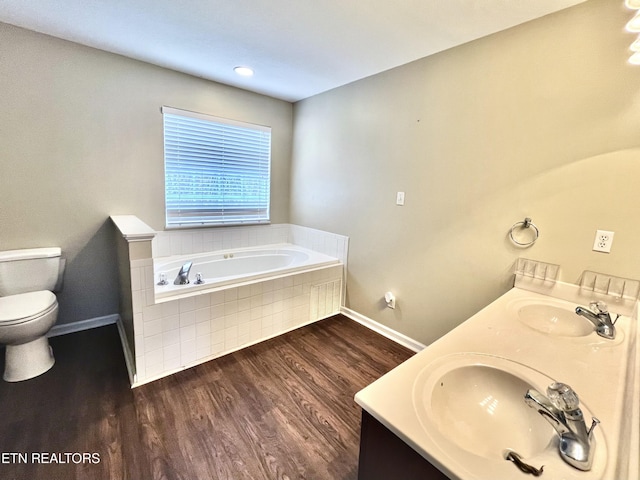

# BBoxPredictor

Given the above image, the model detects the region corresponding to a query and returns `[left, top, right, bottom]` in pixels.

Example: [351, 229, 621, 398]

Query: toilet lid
[0, 291, 57, 324]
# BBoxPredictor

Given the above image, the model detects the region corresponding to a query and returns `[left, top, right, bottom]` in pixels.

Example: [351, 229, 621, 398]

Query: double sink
[355, 284, 638, 479]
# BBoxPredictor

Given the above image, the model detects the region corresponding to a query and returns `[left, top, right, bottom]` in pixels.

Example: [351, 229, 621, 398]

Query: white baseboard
[340, 307, 426, 352]
[115, 317, 136, 386]
[48, 314, 119, 337]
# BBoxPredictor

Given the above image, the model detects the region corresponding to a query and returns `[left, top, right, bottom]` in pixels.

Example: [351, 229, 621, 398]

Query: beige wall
[291, 0, 640, 344]
[0, 23, 293, 325]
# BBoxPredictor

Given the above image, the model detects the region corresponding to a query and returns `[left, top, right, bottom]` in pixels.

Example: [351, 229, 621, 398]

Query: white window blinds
[162, 106, 272, 228]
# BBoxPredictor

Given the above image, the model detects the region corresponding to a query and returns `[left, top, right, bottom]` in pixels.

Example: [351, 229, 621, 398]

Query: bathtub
[154, 243, 341, 301]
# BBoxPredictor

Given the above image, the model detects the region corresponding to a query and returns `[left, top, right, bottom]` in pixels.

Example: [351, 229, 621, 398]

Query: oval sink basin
[518, 303, 593, 337]
[413, 353, 608, 480]
[414, 354, 555, 460]
[507, 297, 625, 344]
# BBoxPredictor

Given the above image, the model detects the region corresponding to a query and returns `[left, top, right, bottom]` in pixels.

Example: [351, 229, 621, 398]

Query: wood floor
[0, 315, 414, 480]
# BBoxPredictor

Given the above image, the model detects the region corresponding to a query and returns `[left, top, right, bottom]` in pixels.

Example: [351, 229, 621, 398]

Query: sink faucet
[524, 382, 599, 471]
[173, 261, 193, 285]
[575, 301, 618, 340]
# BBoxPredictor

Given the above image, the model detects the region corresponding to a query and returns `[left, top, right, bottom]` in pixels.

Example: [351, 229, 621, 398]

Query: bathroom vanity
[355, 277, 640, 480]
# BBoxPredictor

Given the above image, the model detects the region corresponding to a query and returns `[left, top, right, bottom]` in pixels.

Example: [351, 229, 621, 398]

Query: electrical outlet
[593, 230, 614, 253]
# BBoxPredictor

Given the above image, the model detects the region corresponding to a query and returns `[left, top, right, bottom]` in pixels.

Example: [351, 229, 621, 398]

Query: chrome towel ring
[509, 217, 539, 247]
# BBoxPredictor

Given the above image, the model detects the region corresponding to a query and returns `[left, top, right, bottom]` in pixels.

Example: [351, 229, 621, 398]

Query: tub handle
[194, 272, 205, 285]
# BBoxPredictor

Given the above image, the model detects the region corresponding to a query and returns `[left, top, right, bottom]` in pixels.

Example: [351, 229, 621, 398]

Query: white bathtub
[154, 243, 341, 301]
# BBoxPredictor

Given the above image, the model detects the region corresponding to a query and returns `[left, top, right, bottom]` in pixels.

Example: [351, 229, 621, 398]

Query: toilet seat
[0, 291, 58, 326]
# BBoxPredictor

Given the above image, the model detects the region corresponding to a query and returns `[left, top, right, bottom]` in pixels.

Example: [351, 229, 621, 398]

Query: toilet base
[3, 336, 55, 382]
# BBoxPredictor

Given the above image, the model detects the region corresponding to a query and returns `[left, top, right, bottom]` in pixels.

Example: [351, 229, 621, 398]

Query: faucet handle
[589, 300, 608, 314]
[547, 382, 580, 412]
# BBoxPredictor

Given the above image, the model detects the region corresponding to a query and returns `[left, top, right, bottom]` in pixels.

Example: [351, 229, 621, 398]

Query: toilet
[0, 248, 63, 382]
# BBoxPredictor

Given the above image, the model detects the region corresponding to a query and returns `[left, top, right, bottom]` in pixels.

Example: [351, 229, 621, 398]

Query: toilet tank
[0, 248, 62, 297]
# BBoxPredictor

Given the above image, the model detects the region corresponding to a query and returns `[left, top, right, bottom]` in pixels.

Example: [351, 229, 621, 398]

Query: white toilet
[0, 248, 63, 382]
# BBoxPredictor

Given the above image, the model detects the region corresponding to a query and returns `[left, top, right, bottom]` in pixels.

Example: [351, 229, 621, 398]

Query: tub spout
[174, 261, 193, 285]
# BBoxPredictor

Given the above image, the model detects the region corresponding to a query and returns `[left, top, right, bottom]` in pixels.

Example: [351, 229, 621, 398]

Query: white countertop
[355, 284, 639, 480]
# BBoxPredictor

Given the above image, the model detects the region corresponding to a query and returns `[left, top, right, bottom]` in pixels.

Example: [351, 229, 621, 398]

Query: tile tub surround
[112, 216, 347, 386]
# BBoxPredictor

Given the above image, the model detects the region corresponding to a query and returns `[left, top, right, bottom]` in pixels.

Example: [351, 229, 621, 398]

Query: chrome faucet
[524, 382, 599, 471]
[575, 301, 618, 340]
[173, 261, 193, 285]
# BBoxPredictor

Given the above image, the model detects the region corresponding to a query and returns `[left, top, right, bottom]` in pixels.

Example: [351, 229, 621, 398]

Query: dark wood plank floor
[0, 315, 413, 480]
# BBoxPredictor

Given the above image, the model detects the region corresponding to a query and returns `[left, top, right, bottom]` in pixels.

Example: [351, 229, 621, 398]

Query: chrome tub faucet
[524, 382, 599, 471]
[575, 301, 619, 340]
[174, 261, 193, 285]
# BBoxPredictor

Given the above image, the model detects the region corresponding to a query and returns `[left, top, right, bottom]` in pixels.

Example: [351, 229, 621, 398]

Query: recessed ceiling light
[234, 66, 254, 77]
[631, 37, 640, 52]
[626, 0, 640, 9]
[630, 52, 640, 65]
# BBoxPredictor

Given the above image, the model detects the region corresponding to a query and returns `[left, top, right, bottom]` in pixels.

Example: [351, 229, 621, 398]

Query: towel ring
[509, 217, 539, 247]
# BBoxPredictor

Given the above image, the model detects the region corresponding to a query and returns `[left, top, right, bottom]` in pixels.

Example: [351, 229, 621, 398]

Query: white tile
[162, 314, 180, 332]
[238, 322, 250, 337]
[195, 294, 209, 310]
[237, 333, 250, 347]
[179, 296, 196, 313]
[164, 342, 180, 360]
[224, 325, 238, 343]
[134, 334, 144, 353]
[196, 320, 210, 337]
[224, 313, 238, 328]
[211, 303, 225, 319]
[181, 340, 197, 365]
[195, 307, 210, 323]
[224, 288, 238, 302]
[192, 232, 203, 253]
[132, 290, 143, 314]
[144, 319, 163, 337]
[162, 301, 180, 317]
[146, 361, 165, 379]
[180, 233, 193, 255]
[179, 311, 196, 327]
[170, 234, 181, 256]
[211, 341, 224, 355]
[130, 267, 142, 292]
[145, 288, 155, 307]
[144, 266, 155, 290]
[196, 335, 210, 351]
[237, 309, 251, 324]
[144, 333, 164, 353]
[211, 291, 226, 305]
[238, 285, 252, 299]
[133, 312, 144, 332]
[163, 355, 181, 371]
[250, 306, 262, 321]
[250, 283, 263, 296]
[211, 316, 225, 333]
[180, 324, 196, 341]
[224, 300, 238, 315]
[162, 329, 180, 346]
[145, 347, 163, 368]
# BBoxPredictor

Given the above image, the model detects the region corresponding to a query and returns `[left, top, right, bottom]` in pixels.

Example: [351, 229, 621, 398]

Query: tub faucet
[575, 301, 618, 340]
[524, 382, 599, 471]
[174, 261, 193, 285]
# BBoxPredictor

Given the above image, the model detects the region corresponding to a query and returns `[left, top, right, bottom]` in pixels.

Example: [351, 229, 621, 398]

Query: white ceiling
[0, 0, 586, 102]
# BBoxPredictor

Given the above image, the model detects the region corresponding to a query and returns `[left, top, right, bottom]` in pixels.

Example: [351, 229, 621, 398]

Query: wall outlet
[593, 230, 614, 253]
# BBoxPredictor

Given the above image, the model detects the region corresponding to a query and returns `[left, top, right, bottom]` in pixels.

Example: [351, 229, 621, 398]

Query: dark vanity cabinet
[357, 410, 449, 480]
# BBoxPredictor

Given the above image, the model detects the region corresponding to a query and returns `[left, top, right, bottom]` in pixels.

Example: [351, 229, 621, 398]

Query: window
[162, 106, 271, 228]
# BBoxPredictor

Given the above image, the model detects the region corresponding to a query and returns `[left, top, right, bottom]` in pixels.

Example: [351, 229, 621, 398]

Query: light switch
[396, 192, 405, 206]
